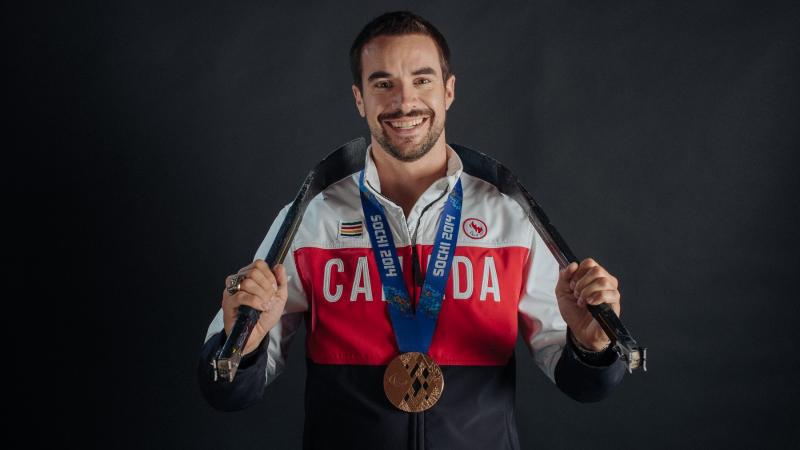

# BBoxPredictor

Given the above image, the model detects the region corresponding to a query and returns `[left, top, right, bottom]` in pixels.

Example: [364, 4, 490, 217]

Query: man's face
[352, 34, 455, 162]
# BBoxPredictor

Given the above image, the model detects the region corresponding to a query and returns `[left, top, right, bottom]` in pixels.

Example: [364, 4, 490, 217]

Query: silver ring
[226, 273, 245, 295]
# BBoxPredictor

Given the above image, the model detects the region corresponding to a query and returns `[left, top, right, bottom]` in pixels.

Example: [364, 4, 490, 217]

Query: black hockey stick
[212, 137, 368, 382]
[450, 142, 647, 372]
[214, 137, 646, 382]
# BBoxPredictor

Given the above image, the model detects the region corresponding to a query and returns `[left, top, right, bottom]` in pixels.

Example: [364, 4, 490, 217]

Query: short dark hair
[350, 11, 452, 92]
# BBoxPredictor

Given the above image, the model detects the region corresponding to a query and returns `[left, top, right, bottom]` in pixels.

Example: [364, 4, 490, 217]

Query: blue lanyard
[358, 168, 463, 353]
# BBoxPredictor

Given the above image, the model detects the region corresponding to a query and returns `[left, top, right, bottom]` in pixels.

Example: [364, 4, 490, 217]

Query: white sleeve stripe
[518, 228, 568, 382]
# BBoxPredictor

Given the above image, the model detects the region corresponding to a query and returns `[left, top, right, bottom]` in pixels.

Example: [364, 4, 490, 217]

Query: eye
[416, 78, 432, 85]
[375, 81, 391, 89]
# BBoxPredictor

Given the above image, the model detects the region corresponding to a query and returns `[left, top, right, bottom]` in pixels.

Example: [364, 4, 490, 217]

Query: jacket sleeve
[517, 227, 626, 402]
[197, 202, 309, 411]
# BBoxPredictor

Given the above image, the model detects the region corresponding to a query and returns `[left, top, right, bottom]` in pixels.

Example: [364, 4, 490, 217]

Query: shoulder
[292, 171, 365, 248]
[458, 171, 534, 247]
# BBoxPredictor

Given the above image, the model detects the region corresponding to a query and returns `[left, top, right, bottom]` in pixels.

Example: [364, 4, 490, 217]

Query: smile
[383, 117, 429, 134]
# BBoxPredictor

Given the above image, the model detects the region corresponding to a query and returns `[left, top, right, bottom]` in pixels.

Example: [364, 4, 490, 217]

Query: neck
[371, 138, 448, 217]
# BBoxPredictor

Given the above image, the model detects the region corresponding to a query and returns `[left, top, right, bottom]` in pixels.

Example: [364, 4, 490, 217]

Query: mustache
[379, 110, 434, 121]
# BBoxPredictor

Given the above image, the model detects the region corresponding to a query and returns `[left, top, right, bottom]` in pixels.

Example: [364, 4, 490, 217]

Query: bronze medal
[383, 352, 444, 412]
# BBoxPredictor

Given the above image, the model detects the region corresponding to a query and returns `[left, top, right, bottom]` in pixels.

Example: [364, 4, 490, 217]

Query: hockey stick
[450, 142, 647, 372]
[212, 137, 368, 382]
[213, 137, 646, 382]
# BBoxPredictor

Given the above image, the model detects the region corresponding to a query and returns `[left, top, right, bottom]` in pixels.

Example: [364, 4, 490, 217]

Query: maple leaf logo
[470, 222, 484, 234]
[463, 218, 487, 239]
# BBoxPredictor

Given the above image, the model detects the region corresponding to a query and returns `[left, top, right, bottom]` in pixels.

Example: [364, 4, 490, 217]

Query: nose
[392, 80, 419, 115]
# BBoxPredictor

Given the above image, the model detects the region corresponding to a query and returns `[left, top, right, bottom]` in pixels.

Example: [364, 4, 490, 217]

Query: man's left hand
[555, 258, 621, 351]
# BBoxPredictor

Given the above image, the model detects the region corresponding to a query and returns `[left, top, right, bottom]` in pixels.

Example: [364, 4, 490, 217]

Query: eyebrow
[366, 66, 438, 82]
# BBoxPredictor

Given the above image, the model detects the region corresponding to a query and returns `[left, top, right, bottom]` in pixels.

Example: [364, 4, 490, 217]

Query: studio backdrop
[81, 1, 800, 448]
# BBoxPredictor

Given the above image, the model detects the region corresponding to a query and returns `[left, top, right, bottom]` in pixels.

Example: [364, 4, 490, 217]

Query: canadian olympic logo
[463, 218, 487, 239]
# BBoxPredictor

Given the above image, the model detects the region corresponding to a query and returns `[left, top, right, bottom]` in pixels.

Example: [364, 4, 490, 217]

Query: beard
[370, 110, 445, 163]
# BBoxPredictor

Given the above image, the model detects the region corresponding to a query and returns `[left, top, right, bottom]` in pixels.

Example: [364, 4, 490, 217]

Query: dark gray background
[48, 0, 798, 448]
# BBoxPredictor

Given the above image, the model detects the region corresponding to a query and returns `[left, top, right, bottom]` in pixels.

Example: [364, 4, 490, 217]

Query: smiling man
[357, 37, 447, 163]
[351, 31, 455, 218]
[199, 11, 627, 450]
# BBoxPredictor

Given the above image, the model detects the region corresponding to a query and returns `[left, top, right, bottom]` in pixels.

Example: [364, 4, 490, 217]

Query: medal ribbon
[358, 168, 463, 353]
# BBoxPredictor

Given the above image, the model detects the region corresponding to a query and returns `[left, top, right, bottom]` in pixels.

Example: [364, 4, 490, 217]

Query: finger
[582, 291, 621, 318]
[224, 270, 269, 300]
[237, 277, 270, 303]
[224, 259, 263, 296]
[223, 273, 243, 299]
[574, 267, 614, 297]
[575, 291, 614, 308]
[578, 280, 619, 303]
[574, 264, 617, 294]
[252, 259, 278, 293]
[557, 262, 579, 294]
[224, 274, 235, 292]
[237, 260, 259, 274]
[239, 294, 269, 313]
[559, 262, 579, 281]
[570, 258, 599, 288]
[227, 291, 269, 313]
[273, 264, 289, 300]
[584, 289, 620, 306]
[239, 266, 274, 296]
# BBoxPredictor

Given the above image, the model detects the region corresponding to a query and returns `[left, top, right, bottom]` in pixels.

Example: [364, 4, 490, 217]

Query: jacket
[198, 142, 627, 449]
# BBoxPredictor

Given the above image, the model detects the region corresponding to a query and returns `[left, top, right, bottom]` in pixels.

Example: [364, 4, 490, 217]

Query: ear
[352, 84, 365, 117]
[444, 74, 456, 111]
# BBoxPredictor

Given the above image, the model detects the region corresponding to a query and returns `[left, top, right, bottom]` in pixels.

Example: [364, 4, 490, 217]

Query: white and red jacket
[198, 143, 626, 450]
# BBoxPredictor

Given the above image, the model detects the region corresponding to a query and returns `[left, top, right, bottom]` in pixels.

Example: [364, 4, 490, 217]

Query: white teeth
[388, 118, 425, 129]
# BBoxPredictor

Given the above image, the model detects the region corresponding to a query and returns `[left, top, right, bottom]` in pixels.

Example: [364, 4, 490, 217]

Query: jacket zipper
[407, 187, 447, 450]
[411, 187, 449, 290]
[366, 179, 450, 299]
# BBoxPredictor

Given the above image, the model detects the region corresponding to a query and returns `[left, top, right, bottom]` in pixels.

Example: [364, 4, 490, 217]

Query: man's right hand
[221, 259, 289, 356]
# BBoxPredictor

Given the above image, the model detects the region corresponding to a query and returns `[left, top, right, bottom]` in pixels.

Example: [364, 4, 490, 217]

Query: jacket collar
[356, 142, 464, 203]
[351, 142, 464, 235]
